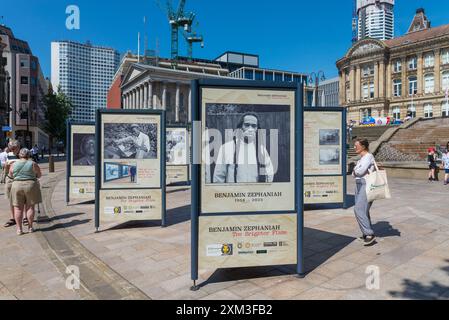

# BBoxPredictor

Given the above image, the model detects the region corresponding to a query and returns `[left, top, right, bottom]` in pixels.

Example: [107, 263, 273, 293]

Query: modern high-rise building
[51, 41, 120, 122]
[0, 24, 48, 148]
[357, 0, 395, 41]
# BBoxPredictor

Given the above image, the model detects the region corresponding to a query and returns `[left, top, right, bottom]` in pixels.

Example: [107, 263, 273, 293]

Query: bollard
[49, 155, 55, 173]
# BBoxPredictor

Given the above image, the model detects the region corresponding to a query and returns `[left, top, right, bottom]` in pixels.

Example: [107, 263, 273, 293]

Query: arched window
[408, 105, 417, 118]
[424, 103, 433, 118]
[393, 79, 402, 97]
[442, 71, 449, 92]
[393, 60, 402, 73]
[392, 106, 401, 120]
[424, 53, 435, 67]
[362, 83, 369, 99]
[442, 49, 449, 65]
[408, 56, 417, 70]
[424, 74, 434, 94]
[442, 102, 449, 118]
[369, 82, 375, 99]
[409, 76, 418, 95]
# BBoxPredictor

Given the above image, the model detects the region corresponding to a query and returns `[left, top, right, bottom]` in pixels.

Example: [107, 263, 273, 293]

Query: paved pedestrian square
[1, 161, 449, 300]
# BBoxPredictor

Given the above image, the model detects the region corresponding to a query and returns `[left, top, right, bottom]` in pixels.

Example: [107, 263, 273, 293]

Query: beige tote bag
[365, 160, 391, 202]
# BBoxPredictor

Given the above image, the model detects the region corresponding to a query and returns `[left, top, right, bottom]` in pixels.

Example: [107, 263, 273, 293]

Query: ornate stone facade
[337, 9, 449, 125]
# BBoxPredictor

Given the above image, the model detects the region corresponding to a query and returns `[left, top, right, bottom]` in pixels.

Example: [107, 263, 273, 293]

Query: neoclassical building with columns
[120, 59, 229, 125]
[337, 9, 449, 124]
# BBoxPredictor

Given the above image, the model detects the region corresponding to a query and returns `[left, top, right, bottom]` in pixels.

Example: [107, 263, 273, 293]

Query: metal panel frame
[94, 109, 166, 231]
[190, 78, 304, 289]
[166, 124, 190, 186]
[303, 107, 348, 209]
[66, 120, 95, 204]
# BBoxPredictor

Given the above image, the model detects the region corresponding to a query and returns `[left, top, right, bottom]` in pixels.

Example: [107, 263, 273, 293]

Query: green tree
[42, 86, 72, 153]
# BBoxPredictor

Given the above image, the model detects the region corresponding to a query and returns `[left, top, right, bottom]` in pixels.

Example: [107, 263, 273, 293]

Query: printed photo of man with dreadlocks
[205, 104, 291, 184]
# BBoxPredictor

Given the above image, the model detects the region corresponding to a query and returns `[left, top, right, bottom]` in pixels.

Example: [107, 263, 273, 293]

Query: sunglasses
[243, 123, 257, 129]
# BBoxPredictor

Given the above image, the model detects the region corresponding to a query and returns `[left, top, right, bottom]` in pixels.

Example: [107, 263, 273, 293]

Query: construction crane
[161, 0, 204, 67]
[352, 0, 358, 43]
[183, 22, 204, 62]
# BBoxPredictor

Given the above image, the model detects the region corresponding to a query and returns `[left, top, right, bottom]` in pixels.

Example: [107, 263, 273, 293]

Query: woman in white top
[352, 138, 376, 246]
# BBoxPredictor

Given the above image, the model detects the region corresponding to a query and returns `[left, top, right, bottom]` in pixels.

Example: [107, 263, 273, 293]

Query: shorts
[445, 169, 449, 174]
[4, 177, 13, 201]
[429, 163, 437, 170]
[10, 180, 42, 207]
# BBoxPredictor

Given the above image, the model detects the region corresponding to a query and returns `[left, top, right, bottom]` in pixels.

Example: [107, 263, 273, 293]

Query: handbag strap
[373, 159, 379, 172]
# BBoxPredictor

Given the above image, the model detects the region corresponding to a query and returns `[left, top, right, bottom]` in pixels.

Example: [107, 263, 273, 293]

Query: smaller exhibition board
[303, 107, 347, 207]
[66, 121, 96, 203]
[95, 109, 166, 230]
[191, 78, 304, 288]
[166, 125, 190, 186]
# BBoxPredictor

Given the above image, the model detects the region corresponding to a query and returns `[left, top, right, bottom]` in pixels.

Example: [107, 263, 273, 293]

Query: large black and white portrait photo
[73, 133, 95, 166]
[104, 123, 157, 160]
[166, 128, 188, 165]
[205, 104, 291, 184]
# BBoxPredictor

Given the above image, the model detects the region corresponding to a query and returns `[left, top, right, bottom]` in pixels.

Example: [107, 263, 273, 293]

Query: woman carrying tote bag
[352, 138, 377, 246]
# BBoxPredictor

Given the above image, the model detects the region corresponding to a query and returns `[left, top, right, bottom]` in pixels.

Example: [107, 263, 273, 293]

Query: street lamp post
[308, 71, 326, 107]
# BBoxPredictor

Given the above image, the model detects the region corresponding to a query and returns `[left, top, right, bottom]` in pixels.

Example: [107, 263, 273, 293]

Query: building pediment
[122, 64, 147, 85]
[346, 39, 387, 58]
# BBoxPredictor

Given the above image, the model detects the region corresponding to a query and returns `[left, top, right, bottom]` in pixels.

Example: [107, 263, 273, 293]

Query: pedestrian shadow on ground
[372, 221, 401, 238]
[38, 212, 86, 223]
[196, 227, 355, 288]
[37, 218, 91, 232]
[388, 260, 449, 299]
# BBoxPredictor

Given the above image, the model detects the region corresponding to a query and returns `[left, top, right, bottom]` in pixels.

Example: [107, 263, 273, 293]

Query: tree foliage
[42, 86, 72, 149]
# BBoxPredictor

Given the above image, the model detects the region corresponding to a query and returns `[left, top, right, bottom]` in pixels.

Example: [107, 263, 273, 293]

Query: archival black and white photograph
[73, 133, 95, 166]
[104, 123, 157, 160]
[319, 147, 340, 165]
[319, 129, 340, 146]
[166, 129, 188, 165]
[205, 104, 291, 184]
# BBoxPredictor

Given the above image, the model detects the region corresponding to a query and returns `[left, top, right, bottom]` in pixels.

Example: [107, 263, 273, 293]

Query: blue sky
[1, 0, 445, 79]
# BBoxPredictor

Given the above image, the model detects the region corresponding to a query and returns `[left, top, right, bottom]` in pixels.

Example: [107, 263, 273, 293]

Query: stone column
[386, 62, 392, 99]
[435, 49, 441, 94]
[401, 57, 407, 98]
[175, 83, 180, 123]
[162, 83, 167, 110]
[143, 83, 148, 109]
[355, 66, 361, 101]
[379, 60, 385, 98]
[417, 52, 423, 95]
[374, 62, 379, 99]
[148, 82, 153, 109]
[350, 66, 356, 102]
[338, 71, 345, 104]
[153, 83, 158, 109]
[141, 86, 145, 109]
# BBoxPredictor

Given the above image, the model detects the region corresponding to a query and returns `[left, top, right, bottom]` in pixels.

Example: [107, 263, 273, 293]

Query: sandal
[28, 227, 35, 233]
[17, 230, 24, 236]
[4, 219, 16, 228]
